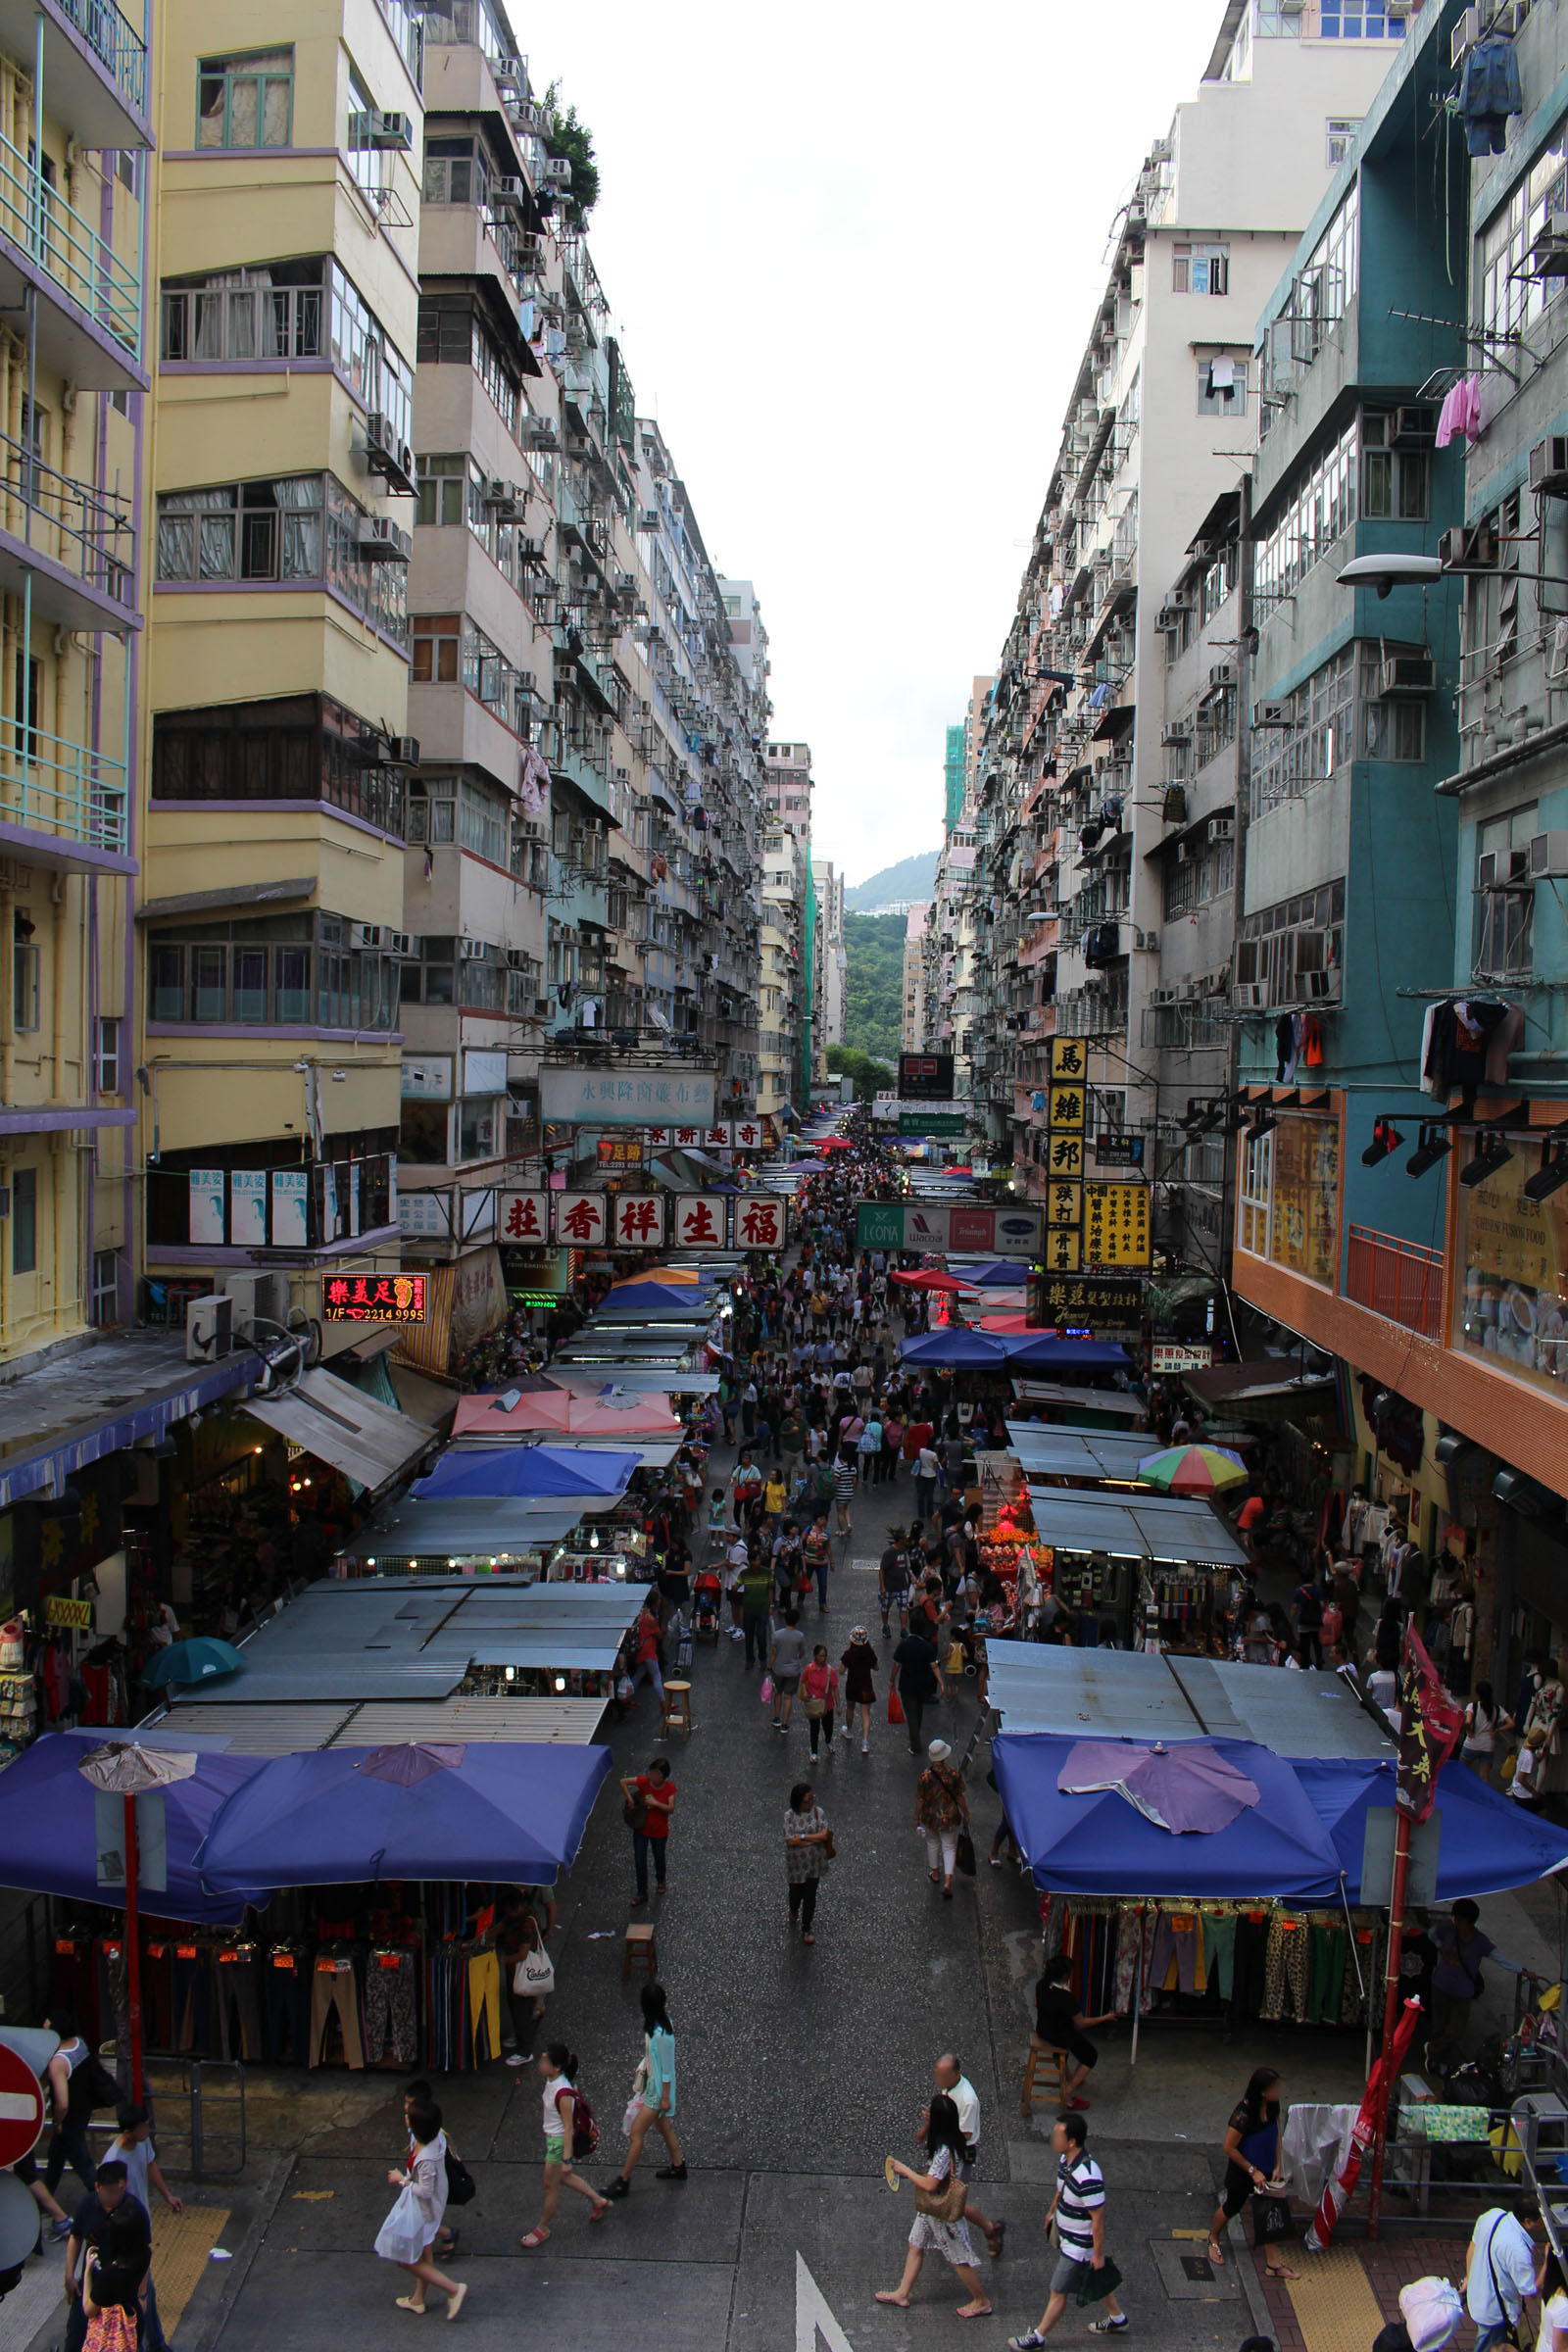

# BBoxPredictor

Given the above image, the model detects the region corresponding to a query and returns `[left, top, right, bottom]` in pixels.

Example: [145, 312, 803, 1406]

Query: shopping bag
[623, 2094, 644, 2134]
[760, 1675, 774, 1704]
[516, 1935, 555, 1998]
[955, 1830, 976, 1878]
[888, 1687, 906, 1726]
[1074, 2258, 1124, 2306]
[374, 2182, 429, 2266]
[1398, 2278, 1463, 2352]
[1251, 2193, 1295, 2248]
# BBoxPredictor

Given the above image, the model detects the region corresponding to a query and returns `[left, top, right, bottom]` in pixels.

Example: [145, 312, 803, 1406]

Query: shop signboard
[1095, 1133, 1146, 1166]
[900, 1113, 965, 1137]
[853, 1202, 1044, 1254]
[1046, 1180, 1083, 1228]
[500, 1246, 571, 1298]
[323, 1274, 427, 1324]
[856, 1201, 906, 1251]
[646, 1126, 672, 1147]
[270, 1169, 309, 1249]
[736, 1196, 786, 1250]
[44, 1593, 92, 1631]
[732, 1117, 763, 1152]
[597, 1136, 645, 1167]
[1453, 1146, 1568, 1397]
[401, 1056, 453, 1101]
[399, 1190, 450, 1240]
[229, 1168, 268, 1247]
[1050, 1038, 1088, 1083]
[610, 1193, 665, 1249]
[1151, 1341, 1213, 1373]
[539, 1065, 717, 1128]
[1032, 1274, 1146, 1325]
[188, 1169, 225, 1246]
[900, 1054, 955, 1100]
[464, 1049, 508, 1097]
[704, 1123, 733, 1147]
[554, 1191, 608, 1249]
[1243, 1113, 1340, 1287]
[1084, 1181, 1152, 1269]
[673, 1194, 725, 1249]
[498, 1190, 548, 1245]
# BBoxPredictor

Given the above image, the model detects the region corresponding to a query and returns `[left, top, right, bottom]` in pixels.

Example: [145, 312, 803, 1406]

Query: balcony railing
[0, 423, 134, 610]
[55, 0, 147, 115]
[0, 125, 140, 355]
[1346, 1225, 1444, 1341]
[0, 720, 126, 853]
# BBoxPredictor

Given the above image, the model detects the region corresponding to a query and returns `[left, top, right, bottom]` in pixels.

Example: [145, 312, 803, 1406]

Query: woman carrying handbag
[875, 2092, 992, 2320]
[603, 1982, 685, 2195]
[376, 2095, 466, 2320]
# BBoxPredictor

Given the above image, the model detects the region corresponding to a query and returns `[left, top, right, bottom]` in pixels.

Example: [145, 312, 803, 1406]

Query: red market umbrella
[818, 1137, 856, 1152]
[890, 1270, 977, 1296]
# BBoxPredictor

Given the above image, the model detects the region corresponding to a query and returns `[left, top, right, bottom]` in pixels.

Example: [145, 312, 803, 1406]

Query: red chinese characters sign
[731, 1119, 761, 1152]
[612, 1193, 665, 1249]
[704, 1123, 732, 1148]
[323, 1273, 427, 1323]
[555, 1192, 608, 1248]
[498, 1191, 547, 1245]
[674, 1194, 723, 1249]
[736, 1196, 784, 1250]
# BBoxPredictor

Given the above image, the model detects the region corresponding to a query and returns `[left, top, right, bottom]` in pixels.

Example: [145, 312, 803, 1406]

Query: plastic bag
[760, 1675, 774, 1703]
[1398, 2278, 1463, 2352]
[374, 2182, 428, 2266]
[888, 1687, 906, 1726]
[623, 2095, 644, 2134]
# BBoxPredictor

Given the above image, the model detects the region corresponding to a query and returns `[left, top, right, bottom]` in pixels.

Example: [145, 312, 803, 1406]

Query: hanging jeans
[172, 1945, 212, 2054]
[1261, 1915, 1310, 2022]
[309, 1955, 366, 2069]
[1232, 1915, 1271, 2019]
[214, 1947, 263, 2061]
[633, 1831, 668, 1900]
[1151, 1912, 1203, 1995]
[366, 1950, 419, 2066]
[141, 1941, 175, 2052]
[265, 1952, 312, 2065]
[466, 1948, 501, 2065]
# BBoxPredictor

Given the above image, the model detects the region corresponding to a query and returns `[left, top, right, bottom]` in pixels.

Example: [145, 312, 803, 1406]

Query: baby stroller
[693, 1570, 723, 1643]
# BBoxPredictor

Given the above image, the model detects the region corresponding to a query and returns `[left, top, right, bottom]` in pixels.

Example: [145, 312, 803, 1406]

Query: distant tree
[827, 1044, 895, 1102]
[841, 911, 907, 1063]
[542, 82, 600, 225]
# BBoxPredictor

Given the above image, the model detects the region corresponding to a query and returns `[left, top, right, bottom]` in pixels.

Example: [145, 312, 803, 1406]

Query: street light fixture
[1361, 1118, 1404, 1167]
[1406, 1123, 1451, 1180]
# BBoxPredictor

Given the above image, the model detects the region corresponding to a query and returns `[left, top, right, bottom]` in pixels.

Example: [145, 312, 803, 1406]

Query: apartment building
[765, 737, 811, 847]
[760, 818, 804, 1114]
[815, 856, 846, 1062]
[969, 1, 1399, 1216]
[141, 0, 424, 1355]
[902, 902, 928, 1054]
[1233, 0, 1568, 1688]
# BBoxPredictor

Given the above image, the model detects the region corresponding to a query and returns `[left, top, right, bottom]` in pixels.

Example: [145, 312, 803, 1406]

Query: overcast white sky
[532, 3, 1219, 888]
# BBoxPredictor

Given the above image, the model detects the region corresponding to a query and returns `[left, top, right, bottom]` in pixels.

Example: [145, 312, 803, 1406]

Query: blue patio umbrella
[141, 1637, 244, 1690]
[414, 1443, 641, 1500]
[196, 1740, 612, 1890]
[899, 1328, 1010, 1368]
[962, 1258, 1033, 1288]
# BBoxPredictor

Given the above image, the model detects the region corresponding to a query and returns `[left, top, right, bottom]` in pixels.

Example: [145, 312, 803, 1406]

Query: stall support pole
[1366, 1801, 1410, 2240]
[1130, 1936, 1142, 2067]
[122, 1792, 145, 2102]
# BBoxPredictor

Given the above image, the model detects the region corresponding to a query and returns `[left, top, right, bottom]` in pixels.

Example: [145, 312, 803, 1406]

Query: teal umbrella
[142, 1637, 244, 1690]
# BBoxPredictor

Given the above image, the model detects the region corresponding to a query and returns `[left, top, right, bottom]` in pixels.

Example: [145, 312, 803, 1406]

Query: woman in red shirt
[620, 1757, 676, 1907]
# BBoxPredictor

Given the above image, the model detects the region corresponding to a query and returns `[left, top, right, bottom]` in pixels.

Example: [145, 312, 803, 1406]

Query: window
[458, 1095, 500, 1160]
[11, 1166, 35, 1275]
[14, 655, 37, 764]
[422, 134, 489, 208]
[1327, 117, 1363, 166]
[1254, 419, 1358, 612]
[1173, 243, 1229, 295]
[197, 49, 292, 149]
[147, 912, 397, 1030]
[1196, 356, 1246, 417]
[1236, 881, 1346, 1004]
[95, 1015, 122, 1094]
[1480, 130, 1568, 344]
[1474, 804, 1538, 978]
[152, 694, 406, 835]
[12, 936, 38, 1030]
[157, 475, 322, 583]
[1359, 642, 1427, 761]
[162, 260, 324, 365]
[330, 268, 413, 447]
[412, 615, 461, 683]
[416, 297, 520, 436]
[416, 452, 466, 527]
[91, 1249, 120, 1327]
[346, 65, 382, 201]
[1319, 0, 1402, 31]
[1361, 415, 1430, 520]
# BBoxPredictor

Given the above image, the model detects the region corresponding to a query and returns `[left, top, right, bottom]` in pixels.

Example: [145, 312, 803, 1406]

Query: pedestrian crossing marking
[797, 2251, 858, 2351]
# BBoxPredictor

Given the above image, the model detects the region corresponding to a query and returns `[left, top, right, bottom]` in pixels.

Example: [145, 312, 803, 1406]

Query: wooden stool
[1020, 2035, 1071, 2117]
[623, 1923, 659, 1984]
[661, 1680, 693, 1740]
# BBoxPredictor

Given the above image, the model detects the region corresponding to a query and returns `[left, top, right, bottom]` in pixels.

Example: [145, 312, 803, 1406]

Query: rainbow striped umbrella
[1136, 1443, 1248, 1497]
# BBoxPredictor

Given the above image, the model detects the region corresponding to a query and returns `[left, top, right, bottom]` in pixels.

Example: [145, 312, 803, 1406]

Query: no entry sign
[0, 2039, 44, 2166]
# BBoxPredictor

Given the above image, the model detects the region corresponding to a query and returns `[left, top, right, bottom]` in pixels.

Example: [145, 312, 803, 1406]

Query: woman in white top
[1539, 2249, 1568, 2352]
[1462, 1681, 1515, 1787]
[382, 2095, 466, 2319]
[521, 2044, 611, 2247]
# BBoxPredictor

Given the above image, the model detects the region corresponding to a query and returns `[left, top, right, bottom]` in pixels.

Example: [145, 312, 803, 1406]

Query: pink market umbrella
[1057, 1740, 1260, 1835]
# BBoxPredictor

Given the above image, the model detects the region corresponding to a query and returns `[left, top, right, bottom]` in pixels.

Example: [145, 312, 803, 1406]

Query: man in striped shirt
[1007, 2112, 1128, 2347]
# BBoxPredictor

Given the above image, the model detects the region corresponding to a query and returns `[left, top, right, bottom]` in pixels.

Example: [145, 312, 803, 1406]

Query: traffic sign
[0, 2039, 44, 2167]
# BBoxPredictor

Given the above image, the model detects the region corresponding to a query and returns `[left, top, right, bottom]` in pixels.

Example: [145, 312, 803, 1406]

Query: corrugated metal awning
[342, 1695, 608, 1744]
[1025, 1484, 1250, 1566]
[244, 1368, 432, 1494]
[985, 1641, 1393, 1761]
[1004, 1421, 1153, 1481]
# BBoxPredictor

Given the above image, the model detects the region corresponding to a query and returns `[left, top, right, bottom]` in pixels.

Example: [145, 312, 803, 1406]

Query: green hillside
[842, 910, 907, 1063]
[844, 850, 938, 912]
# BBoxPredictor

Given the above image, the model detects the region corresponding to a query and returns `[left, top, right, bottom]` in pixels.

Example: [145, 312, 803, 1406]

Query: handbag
[444, 2147, 476, 2207]
[913, 2172, 969, 2223]
[515, 1924, 555, 1998]
[822, 1829, 837, 1860]
[803, 1694, 826, 1720]
[1251, 2194, 1294, 2249]
[623, 1788, 648, 1832]
[955, 1830, 976, 1878]
[888, 1687, 906, 1726]
[1074, 2258, 1125, 2307]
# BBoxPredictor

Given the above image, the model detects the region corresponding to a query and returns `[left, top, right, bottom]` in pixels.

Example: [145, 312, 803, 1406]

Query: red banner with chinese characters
[323, 1273, 427, 1323]
[1398, 1625, 1466, 1823]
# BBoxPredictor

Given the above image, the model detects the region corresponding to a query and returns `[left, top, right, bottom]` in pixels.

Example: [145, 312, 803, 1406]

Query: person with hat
[915, 1740, 970, 1899]
[841, 1626, 879, 1753]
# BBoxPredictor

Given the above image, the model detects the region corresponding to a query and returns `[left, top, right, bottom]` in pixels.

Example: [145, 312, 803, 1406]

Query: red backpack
[568, 2082, 599, 2162]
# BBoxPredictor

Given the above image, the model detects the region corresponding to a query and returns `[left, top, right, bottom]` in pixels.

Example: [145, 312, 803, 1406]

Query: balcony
[1346, 1225, 1444, 1342]
[0, 126, 142, 385]
[0, 0, 148, 148]
[0, 717, 128, 868]
[0, 426, 136, 631]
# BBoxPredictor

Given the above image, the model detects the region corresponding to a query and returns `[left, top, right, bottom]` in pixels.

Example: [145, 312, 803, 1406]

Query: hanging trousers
[1307, 1922, 1348, 2026]
[172, 1947, 212, 2053]
[466, 1949, 501, 2064]
[1231, 1916, 1271, 2020]
[1260, 1915, 1310, 2022]
[1202, 1912, 1238, 2002]
[214, 1949, 263, 2061]
[309, 1956, 366, 2069]
[366, 1950, 419, 2066]
[264, 1952, 313, 2064]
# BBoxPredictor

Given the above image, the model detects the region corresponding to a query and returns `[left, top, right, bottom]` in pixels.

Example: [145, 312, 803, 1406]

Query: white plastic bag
[1398, 2277, 1463, 2352]
[374, 2182, 428, 2267]
[623, 2094, 643, 2134]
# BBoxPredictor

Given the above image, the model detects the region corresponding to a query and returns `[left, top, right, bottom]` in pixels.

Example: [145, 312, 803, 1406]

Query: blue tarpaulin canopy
[0, 1730, 268, 1922]
[1291, 1755, 1568, 1902]
[993, 1732, 1345, 1898]
[958, 1259, 1033, 1288]
[196, 1740, 612, 1889]
[899, 1329, 1011, 1367]
[1002, 1337, 1131, 1371]
[414, 1444, 640, 1500]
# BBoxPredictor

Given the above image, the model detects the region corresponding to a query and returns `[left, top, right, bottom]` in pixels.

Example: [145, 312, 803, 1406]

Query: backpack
[569, 2082, 599, 2162]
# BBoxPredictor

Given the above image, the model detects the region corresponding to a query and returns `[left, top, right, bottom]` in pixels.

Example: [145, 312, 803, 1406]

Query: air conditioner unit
[363, 109, 414, 149]
[1379, 652, 1436, 695]
[388, 932, 414, 956]
[1530, 211, 1568, 279]
[1530, 436, 1568, 495]
[1254, 701, 1290, 726]
[1305, 970, 1338, 1000]
[543, 156, 573, 185]
[1479, 847, 1531, 889]
[350, 923, 383, 949]
[459, 938, 490, 960]
[1208, 815, 1234, 844]
[521, 416, 559, 448]
[491, 175, 526, 212]
[1160, 722, 1191, 747]
[1151, 987, 1177, 1006]
[357, 515, 412, 564]
[485, 478, 520, 514]
[1530, 829, 1568, 879]
[1191, 539, 1216, 563]
[506, 948, 529, 970]
[1208, 662, 1236, 688]
[1440, 522, 1499, 571]
[1394, 406, 1437, 447]
[390, 737, 418, 765]
[1177, 841, 1196, 864]
[514, 669, 537, 695]
[186, 1294, 233, 1364]
[1233, 981, 1270, 1010]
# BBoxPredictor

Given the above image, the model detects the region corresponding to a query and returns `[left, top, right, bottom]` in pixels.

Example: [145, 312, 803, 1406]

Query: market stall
[1004, 1421, 1155, 1484]
[1010, 1379, 1151, 1432]
[337, 1498, 589, 1576]
[1025, 1484, 1251, 1648]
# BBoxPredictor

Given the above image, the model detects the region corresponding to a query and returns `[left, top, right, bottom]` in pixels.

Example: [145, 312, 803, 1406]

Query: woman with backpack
[602, 1983, 685, 2197]
[521, 2047, 610, 2246]
[377, 2094, 466, 2318]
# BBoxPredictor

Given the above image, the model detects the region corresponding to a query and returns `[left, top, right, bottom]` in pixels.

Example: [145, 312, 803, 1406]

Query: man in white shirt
[724, 1536, 750, 1641]
[1466, 2206, 1540, 2352]
[929, 2051, 1004, 2258]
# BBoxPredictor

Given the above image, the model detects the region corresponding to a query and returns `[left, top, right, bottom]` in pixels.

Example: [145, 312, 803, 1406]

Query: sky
[531, 3, 1219, 888]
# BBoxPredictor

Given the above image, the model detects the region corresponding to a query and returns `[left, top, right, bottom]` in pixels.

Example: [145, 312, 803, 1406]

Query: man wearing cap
[914, 1739, 970, 1898]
